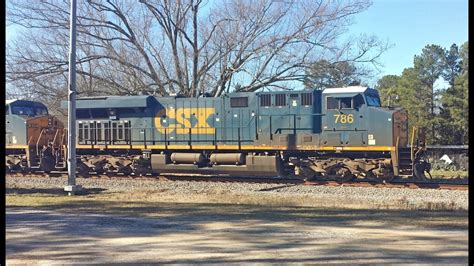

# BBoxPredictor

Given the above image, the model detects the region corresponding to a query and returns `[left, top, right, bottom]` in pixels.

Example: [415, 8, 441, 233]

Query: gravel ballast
[6, 175, 469, 210]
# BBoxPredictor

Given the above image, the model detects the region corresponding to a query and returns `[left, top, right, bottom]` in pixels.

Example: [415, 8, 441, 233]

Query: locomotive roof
[63, 95, 158, 109]
[5, 99, 47, 108]
[322, 86, 372, 94]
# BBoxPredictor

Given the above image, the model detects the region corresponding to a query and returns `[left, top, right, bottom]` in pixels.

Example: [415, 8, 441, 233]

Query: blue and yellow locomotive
[6, 86, 430, 181]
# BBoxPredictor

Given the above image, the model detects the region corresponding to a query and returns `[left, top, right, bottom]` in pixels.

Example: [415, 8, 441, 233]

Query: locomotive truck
[5, 86, 431, 182]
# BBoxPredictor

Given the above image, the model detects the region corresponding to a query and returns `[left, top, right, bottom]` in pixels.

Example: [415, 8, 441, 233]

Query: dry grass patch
[430, 170, 468, 178]
[6, 186, 467, 212]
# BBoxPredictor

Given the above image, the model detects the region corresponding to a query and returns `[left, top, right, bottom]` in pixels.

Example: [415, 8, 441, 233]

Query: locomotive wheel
[105, 171, 115, 178]
[303, 172, 320, 182]
[95, 168, 105, 175]
[298, 166, 319, 181]
[77, 166, 90, 178]
[413, 162, 430, 180]
[379, 174, 395, 183]
[334, 167, 354, 183]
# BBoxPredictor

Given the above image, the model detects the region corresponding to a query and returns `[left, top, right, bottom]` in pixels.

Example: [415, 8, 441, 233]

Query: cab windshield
[11, 106, 48, 117]
[365, 94, 381, 107]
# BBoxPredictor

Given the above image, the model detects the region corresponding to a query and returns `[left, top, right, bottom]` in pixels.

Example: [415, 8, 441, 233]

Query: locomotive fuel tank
[170, 153, 205, 164]
[210, 153, 246, 165]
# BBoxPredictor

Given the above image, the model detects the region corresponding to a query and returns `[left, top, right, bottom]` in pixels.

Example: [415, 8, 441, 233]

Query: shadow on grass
[6, 201, 468, 264]
[6, 198, 468, 264]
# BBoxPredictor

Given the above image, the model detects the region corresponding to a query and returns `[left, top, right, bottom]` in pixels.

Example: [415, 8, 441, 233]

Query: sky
[348, 0, 468, 85]
[6, 0, 468, 89]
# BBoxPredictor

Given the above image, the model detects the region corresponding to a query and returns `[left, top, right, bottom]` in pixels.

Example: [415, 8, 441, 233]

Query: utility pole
[64, 0, 81, 196]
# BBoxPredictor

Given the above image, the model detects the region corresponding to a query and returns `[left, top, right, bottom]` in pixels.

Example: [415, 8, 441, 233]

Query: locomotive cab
[6, 99, 65, 172]
[6, 100, 49, 146]
[321, 86, 406, 149]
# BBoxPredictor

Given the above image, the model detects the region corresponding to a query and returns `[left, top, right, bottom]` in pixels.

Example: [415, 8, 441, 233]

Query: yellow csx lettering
[334, 114, 354, 124]
[155, 108, 216, 134]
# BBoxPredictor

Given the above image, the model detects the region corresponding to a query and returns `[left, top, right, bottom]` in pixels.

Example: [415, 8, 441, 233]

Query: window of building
[326, 97, 338, 109]
[275, 94, 286, 106]
[301, 93, 312, 106]
[340, 97, 352, 109]
[230, 97, 248, 107]
[260, 94, 271, 107]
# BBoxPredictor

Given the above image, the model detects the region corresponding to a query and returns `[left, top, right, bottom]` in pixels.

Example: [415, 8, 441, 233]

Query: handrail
[410, 126, 417, 162]
[36, 128, 45, 157]
[74, 111, 327, 147]
[27, 136, 33, 146]
[52, 129, 59, 146]
[60, 129, 67, 163]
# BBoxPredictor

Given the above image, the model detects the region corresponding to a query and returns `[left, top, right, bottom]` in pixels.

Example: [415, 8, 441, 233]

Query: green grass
[429, 170, 468, 178]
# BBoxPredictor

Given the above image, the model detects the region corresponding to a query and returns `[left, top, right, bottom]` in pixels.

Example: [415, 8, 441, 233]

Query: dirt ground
[6, 189, 468, 264]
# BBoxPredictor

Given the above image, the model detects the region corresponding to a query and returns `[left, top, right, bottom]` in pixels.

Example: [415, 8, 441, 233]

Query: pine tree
[376, 42, 468, 145]
[443, 44, 462, 86]
[413, 44, 446, 143]
[440, 41, 469, 144]
[305, 60, 362, 89]
[375, 75, 401, 107]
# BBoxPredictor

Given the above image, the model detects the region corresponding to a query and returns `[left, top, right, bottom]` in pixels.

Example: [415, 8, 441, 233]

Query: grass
[5, 185, 467, 212]
[429, 170, 468, 178]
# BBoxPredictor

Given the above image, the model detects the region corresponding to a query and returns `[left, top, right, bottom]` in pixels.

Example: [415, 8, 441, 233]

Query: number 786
[334, 114, 354, 124]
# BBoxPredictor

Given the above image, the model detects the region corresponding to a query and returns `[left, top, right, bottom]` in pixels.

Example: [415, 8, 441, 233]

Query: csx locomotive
[5, 86, 431, 181]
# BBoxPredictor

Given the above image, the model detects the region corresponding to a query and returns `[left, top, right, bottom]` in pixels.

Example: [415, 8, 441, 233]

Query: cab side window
[353, 94, 365, 109]
[327, 96, 361, 110]
[326, 97, 338, 109]
[340, 97, 352, 109]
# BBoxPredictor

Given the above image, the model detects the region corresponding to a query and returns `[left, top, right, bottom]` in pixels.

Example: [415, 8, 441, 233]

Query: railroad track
[6, 172, 468, 191]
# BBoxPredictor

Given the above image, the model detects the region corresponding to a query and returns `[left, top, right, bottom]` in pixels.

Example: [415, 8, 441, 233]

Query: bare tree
[7, 0, 388, 111]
